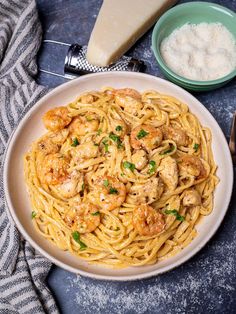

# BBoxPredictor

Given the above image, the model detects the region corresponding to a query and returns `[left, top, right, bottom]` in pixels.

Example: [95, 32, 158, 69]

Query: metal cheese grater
[40, 40, 146, 80]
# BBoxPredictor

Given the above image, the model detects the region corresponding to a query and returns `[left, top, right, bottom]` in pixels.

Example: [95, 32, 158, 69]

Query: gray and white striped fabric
[0, 1, 59, 313]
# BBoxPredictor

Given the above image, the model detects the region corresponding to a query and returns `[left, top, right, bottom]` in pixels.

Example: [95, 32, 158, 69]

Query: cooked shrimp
[159, 156, 178, 190]
[179, 155, 206, 179]
[131, 150, 148, 170]
[71, 142, 99, 161]
[43, 106, 72, 131]
[113, 88, 141, 100]
[38, 129, 69, 155]
[113, 88, 143, 116]
[132, 204, 165, 236]
[130, 125, 163, 151]
[39, 153, 69, 185]
[50, 129, 69, 144]
[55, 171, 84, 198]
[69, 115, 99, 136]
[182, 189, 201, 207]
[162, 125, 188, 146]
[88, 176, 126, 211]
[127, 178, 164, 204]
[38, 138, 59, 155]
[64, 202, 100, 233]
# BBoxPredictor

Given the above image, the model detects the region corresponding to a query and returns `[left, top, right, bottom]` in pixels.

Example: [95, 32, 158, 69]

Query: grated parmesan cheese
[160, 23, 236, 81]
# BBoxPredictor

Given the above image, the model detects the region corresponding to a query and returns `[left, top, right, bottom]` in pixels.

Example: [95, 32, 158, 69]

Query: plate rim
[3, 71, 234, 281]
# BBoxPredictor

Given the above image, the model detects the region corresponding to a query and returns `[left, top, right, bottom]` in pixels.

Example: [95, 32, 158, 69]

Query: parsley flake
[148, 160, 156, 174]
[31, 211, 37, 219]
[115, 125, 123, 131]
[86, 115, 93, 121]
[71, 138, 79, 147]
[160, 144, 175, 155]
[137, 129, 149, 139]
[193, 143, 199, 152]
[164, 209, 185, 222]
[123, 161, 135, 172]
[97, 129, 102, 135]
[109, 187, 119, 194]
[102, 139, 109, 153]
[72, 231, 80, 242]
[103, 179, 109, 187]
[91, 211, 100, 216]
[72, 231, 87, 250]
[78, 241, 87, 251]
[109, 132, 122, 147]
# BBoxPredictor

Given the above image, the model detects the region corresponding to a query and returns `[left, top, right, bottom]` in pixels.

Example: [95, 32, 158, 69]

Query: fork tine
[229, 112, 236, 166]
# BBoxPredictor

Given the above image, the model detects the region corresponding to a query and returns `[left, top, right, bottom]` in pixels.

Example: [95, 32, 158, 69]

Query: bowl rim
[3, 71, 234, 281]
[152, 1, 236, 86]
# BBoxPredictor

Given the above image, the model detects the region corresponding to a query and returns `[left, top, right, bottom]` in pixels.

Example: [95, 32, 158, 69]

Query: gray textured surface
[36, 0, 236, 313]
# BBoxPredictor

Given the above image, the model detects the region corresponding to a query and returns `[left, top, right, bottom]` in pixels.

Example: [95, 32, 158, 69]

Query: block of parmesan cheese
[86, 0, 177, 67]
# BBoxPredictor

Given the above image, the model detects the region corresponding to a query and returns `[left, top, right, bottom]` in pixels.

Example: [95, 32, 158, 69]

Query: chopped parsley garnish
[123, 161, 135, 172]
[31, 211, 37, 219]
[91, 211, 100, 216]
[120, 172, 125, 177]
[148, 160, 156, 174]
[137, 129, 149, 139]
[104, 143, 109, 152]
[94, 143, 99, 146]
[109, 132, 122, 147]
[193, 143, 199, 152]
[81, 183, 85, 191]
[103, 179, 118, 194]
[109, 132, 120, 142]
[72, 231, 80, 242]
[103, 179, 109, 187]
[102, 139, 109, 152]
[71, 137, 79, 147]
[86, 115, 93, 121]
[78, 241, 87, 251]
[160, 144, 175, 155]
[97, 128, 102, 135]
[164, 209, 185, 222]
[115, 125, 123, 131]
[109, 187, 119, 194]
[72, 231, 87, 250]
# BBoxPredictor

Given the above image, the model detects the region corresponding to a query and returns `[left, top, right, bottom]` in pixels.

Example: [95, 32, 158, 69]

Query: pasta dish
[24, 87, 218, 268]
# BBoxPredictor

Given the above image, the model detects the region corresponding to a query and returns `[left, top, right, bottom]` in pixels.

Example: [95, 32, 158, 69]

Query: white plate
[3, 72, 233, 281]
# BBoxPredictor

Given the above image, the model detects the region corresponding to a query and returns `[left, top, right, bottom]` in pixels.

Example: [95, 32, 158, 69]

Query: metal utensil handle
[39, 40, 145, 78]
[229, 112, 236, 166]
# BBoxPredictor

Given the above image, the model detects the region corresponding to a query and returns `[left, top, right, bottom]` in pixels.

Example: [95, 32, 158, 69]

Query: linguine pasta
[24, 87, 218, 268]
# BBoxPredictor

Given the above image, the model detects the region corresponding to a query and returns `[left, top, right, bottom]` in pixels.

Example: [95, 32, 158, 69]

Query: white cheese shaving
[160, 23, 236, 81]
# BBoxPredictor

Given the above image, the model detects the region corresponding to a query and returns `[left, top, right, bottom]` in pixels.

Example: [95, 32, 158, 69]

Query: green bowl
[152, 2, 236, 91]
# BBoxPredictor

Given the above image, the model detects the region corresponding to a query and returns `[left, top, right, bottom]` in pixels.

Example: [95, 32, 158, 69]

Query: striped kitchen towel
[0, 0, 59, 313]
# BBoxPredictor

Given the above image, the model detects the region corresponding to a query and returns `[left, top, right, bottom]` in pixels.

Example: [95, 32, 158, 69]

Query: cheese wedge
[86, 0, 177, 67]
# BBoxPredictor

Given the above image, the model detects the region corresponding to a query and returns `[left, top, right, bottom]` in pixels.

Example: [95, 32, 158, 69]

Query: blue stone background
[36, 0, 236, 313]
